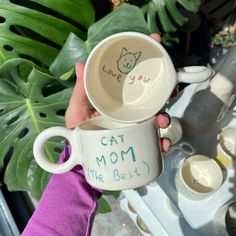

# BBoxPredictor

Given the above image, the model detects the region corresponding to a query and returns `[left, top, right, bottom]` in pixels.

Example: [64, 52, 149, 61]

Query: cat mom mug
[33, 116, 168, 190]
[85, 32, 213, 123]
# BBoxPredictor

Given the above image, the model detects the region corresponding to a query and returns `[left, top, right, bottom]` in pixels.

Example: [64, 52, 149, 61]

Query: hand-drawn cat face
[117, 47, 142, 74]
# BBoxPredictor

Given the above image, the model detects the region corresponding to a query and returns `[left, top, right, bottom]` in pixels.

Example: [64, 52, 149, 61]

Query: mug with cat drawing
[85, 31, 213, 123]
[33, 115, 183, 190]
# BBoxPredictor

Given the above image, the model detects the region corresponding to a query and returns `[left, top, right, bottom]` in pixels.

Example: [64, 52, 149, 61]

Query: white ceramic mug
[216, 126, 236, 168]
[175, 155, 223, 200]
[85, 32, 213, 123]
[33, 116, 181, 190]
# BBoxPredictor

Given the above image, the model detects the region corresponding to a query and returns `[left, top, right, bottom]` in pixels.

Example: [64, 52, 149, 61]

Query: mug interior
[79, 116, 136, 131]
[85, 33, 175, 123]
[181, 155, 223, 193]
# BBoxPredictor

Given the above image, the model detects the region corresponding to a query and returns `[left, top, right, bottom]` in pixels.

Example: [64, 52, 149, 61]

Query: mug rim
[84, 31, 177, 123]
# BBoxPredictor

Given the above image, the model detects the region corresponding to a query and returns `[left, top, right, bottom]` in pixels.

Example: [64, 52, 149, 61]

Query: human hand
[65, 33, 171, 152]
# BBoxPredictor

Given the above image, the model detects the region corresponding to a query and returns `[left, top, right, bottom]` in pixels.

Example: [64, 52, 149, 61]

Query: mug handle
[33, 127, 82, 174]
[177, 66, 213, 83]
[174, 141, 196, 156]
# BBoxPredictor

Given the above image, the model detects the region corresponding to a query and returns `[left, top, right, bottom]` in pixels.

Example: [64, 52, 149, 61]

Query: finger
[150, 33, 161, 43]
[170, 87, 179, 98]
[65, 62, 90, 128]
[160, 138, 171, 152]
[155, 112, 170, 129]
[65, 108, 79, 129]
[75, 62, 89, 107]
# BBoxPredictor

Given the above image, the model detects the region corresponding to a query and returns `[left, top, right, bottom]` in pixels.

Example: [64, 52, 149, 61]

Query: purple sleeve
[22, 145, 102, 236]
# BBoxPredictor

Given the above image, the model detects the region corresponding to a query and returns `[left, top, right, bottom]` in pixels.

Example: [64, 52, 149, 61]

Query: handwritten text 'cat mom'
[102, 47, 151, 84]
[87, 134, 150, 183]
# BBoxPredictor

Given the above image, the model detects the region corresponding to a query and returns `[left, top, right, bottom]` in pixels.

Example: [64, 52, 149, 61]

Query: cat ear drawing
[134, 51, 141, 61]
[119, 47, 141, 60]
[120, 47, 129, 58]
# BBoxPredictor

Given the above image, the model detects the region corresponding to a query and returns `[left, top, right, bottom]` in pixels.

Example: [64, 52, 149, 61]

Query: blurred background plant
[112, 0, 201, 45]
[209, 21, 236, 64]
[0, 0, 203, 214]
[212, 30, 235, 48]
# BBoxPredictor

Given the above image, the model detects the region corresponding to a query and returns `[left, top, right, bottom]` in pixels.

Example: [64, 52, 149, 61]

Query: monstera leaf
[142, 0, 201, 33]
[0, 0, 94, 67]
[0, 58, 71, 199]
[50, 3, 151, 79]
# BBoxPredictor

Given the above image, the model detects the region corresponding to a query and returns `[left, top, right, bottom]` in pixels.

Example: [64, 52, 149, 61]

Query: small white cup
[216, 126, 236, 168]
[85, 32, 212, 123]
[33, 116, 180, 190]
[175, 155, 223, 200]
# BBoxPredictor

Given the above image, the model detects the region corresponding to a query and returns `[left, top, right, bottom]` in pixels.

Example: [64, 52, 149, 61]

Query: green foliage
[142, 0, 201, 44]
[0, 0, 95, 201]
[212, 30, 236, 48]
[0, 58, 71, 199]
[97, 191, 121, 214]
[50, 4, 150, 79]
[0, 0, 94, 67]
[97, 198, 113, 214]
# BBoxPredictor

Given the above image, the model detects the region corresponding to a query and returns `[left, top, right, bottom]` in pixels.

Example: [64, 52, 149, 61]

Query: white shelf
[120, 197, 153, 236]
[122, 189, 196, 236]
